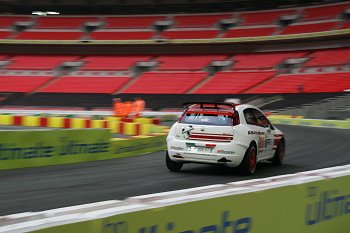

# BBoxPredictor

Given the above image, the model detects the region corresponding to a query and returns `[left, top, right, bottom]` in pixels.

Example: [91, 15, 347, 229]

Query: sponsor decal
[182, 126, 194, 139]
[305, 186, 350, 226]
[170, 146, 184, 151]
[248, 131, 265, 136]
[103, 211, 252, 233]
[217, 150, 235, 155]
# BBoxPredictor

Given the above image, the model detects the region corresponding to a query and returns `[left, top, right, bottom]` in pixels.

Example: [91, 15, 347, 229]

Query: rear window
[180, 112, 235, 126]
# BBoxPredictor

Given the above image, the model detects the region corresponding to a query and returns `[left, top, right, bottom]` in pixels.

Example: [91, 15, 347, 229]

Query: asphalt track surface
[0, 125, 349, 215]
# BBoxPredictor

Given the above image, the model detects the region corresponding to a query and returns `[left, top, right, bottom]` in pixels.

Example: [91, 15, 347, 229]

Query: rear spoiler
[182, 102, 236, 109]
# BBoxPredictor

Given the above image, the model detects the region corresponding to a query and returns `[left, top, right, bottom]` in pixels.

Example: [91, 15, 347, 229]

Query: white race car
[166, 102, 285, 175]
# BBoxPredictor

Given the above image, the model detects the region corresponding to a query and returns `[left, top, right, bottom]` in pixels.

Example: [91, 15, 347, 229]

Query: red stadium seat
[90, 31, 154, 40]
[224, 26, 276, 38]
[304, 48, 350, 67]
[122, 72, 207, 94]
[105, 16, 166, 29]
[338, 20, 350, 29]
[156, 55, 227, 71]
[7, 55, 80, 70]
[246, 72, 350, 93]
[173, 14, 232, 28]
[35, 16, 98, 29]
[194, 71, 276, 94]
[39, 76, 130, 94]
[161, 30, 219, 39]
[232, 52, 308, 70]
[280, 21, 338, 35]
[82, 55, 152, 70]
[0, 76, 52, 93]
[0, 16, 31, 28]
[0, 31, 11, 39]
[15, 31, 83, 40]
[239, 9, 296, 26]
[301, 3, 350, 21]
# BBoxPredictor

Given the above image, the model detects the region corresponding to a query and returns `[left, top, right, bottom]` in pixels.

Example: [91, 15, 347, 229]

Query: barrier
[0, 129, 111, 170]
[111, 134, 167, 159]
[0, 129, 166, 170]
[0, 115, 164, 136]
[1, 165, 349, 233]
[269, 117, 350, 129]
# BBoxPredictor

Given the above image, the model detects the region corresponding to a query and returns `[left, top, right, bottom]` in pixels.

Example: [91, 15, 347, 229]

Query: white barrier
[0, 165, 349, 233]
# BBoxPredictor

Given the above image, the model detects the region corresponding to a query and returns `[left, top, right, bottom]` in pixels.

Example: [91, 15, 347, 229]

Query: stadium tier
[172, 14, 232, 28]
[339, 20, 350, 29]
[280, 21, 338, 35]
[34, 16, 98, 29]
[0, 76, 52, 93]
[81, 55, 153, 70]
[304, 48, 350, 67]
[160, 30, 219, 39]
[223, 26, 277, 38]
[105, 16, 166, 29]
[0, 31, 11, 39]
[300, 2, 350, 21]
[15, 31, 83, 40]
[238, 9, 296, 26]
[193, 71, 276, 94]
[232, 52, 308, 70]
[122, 72, 207, 94]
[0, 16, 31, 28]
[39, 76, 130, 94]
[246, 72, 350, 94]
[6, 55, 80, 70]
[89, 31, 154, 40]
[156, 55, 227, 71]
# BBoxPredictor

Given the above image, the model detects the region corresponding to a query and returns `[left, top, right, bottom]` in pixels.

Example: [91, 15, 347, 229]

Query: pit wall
[0, 128, 167, 170]
[268, 115, 350, 129]
[1, 165, 349, 233]
[0, 114, 166, 135]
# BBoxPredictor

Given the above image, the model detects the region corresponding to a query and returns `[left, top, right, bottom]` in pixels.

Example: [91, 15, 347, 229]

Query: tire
[166, 151, 183, 172]
[272, 140, 285, 166]
[238, 143, 257, 175]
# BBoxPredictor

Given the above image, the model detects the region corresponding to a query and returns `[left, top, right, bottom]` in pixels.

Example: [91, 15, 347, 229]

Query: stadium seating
[81, 55, 153, 70]
[0, 31, 11, 39]
[156, 55, 227, 71]
[7, 55, 80, 70]
[122, 72, 207, 94]
[90, 31, 154, 40]
[339, 20, 350, 29]
[194, 71, 276, 94]
[232, 52, 308, 70]
[0, 16, 31, 28]
[300, 3, 350, 21]
[0, 75, 52, 93]
[39, 76, 130, 94]
[224, 26, 277, 38]
[238, 9, 296, 26]
[34, 16, 98, 29]
[280, 21, 338, 35]
[246, 72, 350, 93]
[172, 14, 232, 28]
[161, 30, 219, 39]
[303, 48, 350, 67]
[105, 16, 166, 28]
[15, 31, 83, 40]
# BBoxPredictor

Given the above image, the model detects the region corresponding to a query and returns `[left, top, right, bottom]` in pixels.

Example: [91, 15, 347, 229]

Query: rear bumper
[167, 138, 247, 167]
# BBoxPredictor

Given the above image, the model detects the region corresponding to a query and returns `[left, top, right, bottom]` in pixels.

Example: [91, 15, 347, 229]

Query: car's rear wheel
[166, 151, 183, 172]
[238, 143, 257, 175]
[272, 140, 285, 166]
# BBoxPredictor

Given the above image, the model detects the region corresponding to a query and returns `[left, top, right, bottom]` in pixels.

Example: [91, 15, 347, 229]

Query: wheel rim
[279, 143, 285, 161]
[249, 148, 257, 172]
